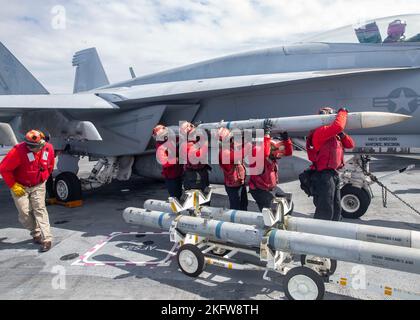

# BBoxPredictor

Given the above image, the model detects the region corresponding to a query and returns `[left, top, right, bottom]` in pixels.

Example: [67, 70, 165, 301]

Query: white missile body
[143, 200, 420, 249]
[197, 112, 411, 133]
[123, 207, 420, 275]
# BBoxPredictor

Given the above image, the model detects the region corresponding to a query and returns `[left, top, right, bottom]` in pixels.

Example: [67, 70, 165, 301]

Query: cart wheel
[340, 185, 371, 219]
[284, 267, 325, 300]
[177, 244, 205, 278]
[300, 255, 337, 276]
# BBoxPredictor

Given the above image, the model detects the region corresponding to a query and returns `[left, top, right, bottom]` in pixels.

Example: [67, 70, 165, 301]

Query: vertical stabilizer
[72, 48, 109, 93]
[0, 42, 49, 95]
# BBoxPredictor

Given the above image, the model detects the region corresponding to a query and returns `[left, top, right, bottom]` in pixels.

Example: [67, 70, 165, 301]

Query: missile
[197, 112, 411, 133]
[143, 200, 420, 249]
[123, 208, 420, 275]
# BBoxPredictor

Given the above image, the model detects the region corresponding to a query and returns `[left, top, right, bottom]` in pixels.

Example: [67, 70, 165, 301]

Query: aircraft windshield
[300, 14, 420, 44]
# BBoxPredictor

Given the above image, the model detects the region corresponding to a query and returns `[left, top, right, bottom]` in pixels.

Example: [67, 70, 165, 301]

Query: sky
[1, 0, 420, 93]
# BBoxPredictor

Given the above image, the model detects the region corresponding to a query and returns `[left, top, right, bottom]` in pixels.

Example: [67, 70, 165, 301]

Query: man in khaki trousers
[11, 183, 53, 246]
[0, 130, 55, 252]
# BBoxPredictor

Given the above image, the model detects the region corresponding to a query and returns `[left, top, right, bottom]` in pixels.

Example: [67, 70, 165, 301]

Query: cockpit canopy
[300, 14, 420, 44]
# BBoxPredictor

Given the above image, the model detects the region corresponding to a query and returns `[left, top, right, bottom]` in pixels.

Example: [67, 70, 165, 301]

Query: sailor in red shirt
[218, 127, 248, 211]
[179, 122, 211, 199]
[0, 130, 55, 252]
[248, 120, 293, 212]
[306, 107, 356, 221]
[153, 125, 184, 200]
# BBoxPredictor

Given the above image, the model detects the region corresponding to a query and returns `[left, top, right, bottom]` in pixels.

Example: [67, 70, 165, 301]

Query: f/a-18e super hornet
[0, 14, 419, 218]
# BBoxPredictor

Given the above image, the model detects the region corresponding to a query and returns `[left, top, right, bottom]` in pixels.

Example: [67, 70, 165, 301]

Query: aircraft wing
[0, 66, 417, 115]
[0, 93, 118, 144]
[96, 66, 419, 105]
[0, 93, 118, 110]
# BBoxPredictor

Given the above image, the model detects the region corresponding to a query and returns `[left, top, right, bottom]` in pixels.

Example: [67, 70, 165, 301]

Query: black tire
[46, 176, 55, 200]
[284, 267, 325, 300]
[340, 185, 371, 219]
[288, 201, 294, 216]
[177, 244, 205, 278]
[362, 186, 373, 206]
[300, 255, 337, 276]
[54, 172, 82, 202]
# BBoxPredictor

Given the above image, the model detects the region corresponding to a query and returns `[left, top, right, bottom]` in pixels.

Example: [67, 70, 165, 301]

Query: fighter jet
[0, 14, 419, 211]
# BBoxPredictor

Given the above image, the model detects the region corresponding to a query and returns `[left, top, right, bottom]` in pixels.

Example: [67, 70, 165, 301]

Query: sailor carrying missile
[305, 107, 356, 221]
[179, 121, 212, 205]
[152, 125, 184, 201]
[217, 127, 248, 211]
[247, 119, 293, 212]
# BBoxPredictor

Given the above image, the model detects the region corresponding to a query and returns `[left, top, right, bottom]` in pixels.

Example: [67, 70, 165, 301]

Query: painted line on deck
[71, 232, 177, 267]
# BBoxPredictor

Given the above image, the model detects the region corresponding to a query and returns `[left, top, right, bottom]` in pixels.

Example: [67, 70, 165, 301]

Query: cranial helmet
[179, 121, 196, 136]
[218, 127, 231, 142]
[152, 125, 168, 140]
[25, 130, 46, 147]
[270, 139, 285, 159]
[318, 107, 336, 115]
[388, 19, 406, 39]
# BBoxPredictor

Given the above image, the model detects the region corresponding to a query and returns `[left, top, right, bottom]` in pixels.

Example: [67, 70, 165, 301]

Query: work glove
[338, 107, 349, 114]
[280, 131, 289, 140]
[11, 183, 26, 198]
[263, 119, 273, 135]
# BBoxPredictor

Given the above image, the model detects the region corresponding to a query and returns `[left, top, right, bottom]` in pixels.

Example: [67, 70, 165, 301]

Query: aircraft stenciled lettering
[373, 88, 420, 115]
[363, 136, 401, 147]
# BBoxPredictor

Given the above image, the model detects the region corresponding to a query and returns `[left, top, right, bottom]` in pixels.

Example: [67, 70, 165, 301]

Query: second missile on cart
[123, 208, 420, 275]
[143, 199, 420, 249]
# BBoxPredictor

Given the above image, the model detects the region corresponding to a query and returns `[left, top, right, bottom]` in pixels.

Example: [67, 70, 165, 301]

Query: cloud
[0, 0, 419, 93]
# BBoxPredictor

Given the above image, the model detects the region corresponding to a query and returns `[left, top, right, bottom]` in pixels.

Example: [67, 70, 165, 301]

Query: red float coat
[0, 142, 55, 188]
[307, 110, 355, 171]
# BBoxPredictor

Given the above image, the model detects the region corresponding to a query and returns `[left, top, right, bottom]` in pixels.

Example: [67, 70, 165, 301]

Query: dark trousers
[311, 170, 341, 221]
[250, 188, 274, 212]
[165, 177, 183, 200]
[225, 185, 248, 211]
[183, 168, 211, 206]
[183, 169, 210, 192]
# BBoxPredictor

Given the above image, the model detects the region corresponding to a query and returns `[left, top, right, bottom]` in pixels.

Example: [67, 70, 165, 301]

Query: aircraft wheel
[46, 176, 55, 200]
[288, 201, 294, 216]
[54, 172, 82, 203]
[177, 244, 205, 278]
[341, 185, 371, 219]
[300, 255, 337, 276]
[284, 267, 325, 301]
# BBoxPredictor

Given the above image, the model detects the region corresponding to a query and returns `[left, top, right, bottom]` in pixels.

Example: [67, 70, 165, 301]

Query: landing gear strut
[50, 154, 134, 203]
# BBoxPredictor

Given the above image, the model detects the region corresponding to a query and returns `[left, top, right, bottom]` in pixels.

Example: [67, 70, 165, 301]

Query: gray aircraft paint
[73, 48, 110, 93]
[1, 14, 420, 181]
[0, 42, 48, 96]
